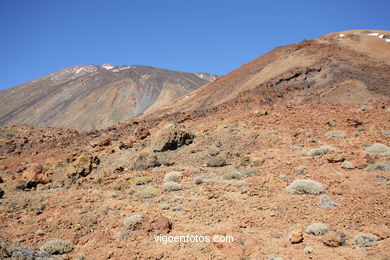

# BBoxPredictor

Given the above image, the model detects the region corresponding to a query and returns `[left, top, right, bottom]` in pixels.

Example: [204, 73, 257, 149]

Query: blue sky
[0, 0, 389, 90]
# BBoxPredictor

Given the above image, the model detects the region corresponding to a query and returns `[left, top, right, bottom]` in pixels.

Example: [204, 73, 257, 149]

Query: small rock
[89, 136, 111, 147]
[381, 130, 390, 135]
[207, 156, 227, 167]
[289, 228, 303, 244]
[322, 231, 345, 247]
[35, 229, 45, 236]
[0, 189, 4, 199]
[142, 215, 172, 234]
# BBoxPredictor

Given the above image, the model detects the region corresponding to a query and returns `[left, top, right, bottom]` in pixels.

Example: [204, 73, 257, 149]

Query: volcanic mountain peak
[0, 65, 218, 131]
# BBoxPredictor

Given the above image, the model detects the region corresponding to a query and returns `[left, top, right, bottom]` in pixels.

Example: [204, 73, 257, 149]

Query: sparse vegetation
[164, 171, 181, 182]
[296, 166, 307, 174]
[304, 246, 314, 254]
[341, 160, 354, 169]
[353, 233, 378, 247]
[236, 180, 247, 187]
[286, 179, 325, 195]
[123, 214, 143, 230]
[223, 171, 241, 180]
[364, 143, 390, 156]
[360, 105, 373, 111]
[307, 146, 335, 156]
[40, 239, 74, 254]
[366, 161, 390, 172]
[194, 176, 203, 185]
[159, 203, 169, 210]
[325, 130, 346, 137]
[119, 230, 132, 239]
[136, 186, 158, 198]
[171, 205, 183, 211]
[129, 176, 152, 185]
[306, 222, 329, 236]
[319, 195, 338, 208]
[163, 181, 182, 191]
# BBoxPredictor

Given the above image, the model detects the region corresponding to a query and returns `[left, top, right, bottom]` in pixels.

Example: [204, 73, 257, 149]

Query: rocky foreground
[0, 102, 389, 259]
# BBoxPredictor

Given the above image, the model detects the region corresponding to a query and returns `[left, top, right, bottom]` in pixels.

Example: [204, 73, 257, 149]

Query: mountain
[0, 30, 389, 260]
[0, 65, 217, 131]
[147, 30, 389, 117]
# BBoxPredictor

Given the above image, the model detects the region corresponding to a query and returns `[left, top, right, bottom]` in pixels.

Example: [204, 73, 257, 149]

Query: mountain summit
[0, 65, 217, 131]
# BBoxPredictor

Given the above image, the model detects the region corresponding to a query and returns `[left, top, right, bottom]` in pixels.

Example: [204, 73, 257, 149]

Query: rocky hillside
[0, 65, 217, 131]
[0, 30, 389, 259]
[147, 30, 389, 117]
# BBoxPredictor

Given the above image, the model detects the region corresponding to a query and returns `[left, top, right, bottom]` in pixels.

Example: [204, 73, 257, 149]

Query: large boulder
[133, 151, 161, 170]
[65, 152, 99, 180]
[152, 124, 194, 152]
[22, 163, 46, 183]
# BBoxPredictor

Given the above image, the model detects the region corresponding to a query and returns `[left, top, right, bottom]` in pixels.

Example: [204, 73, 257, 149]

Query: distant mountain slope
[0, 65, 217, 130]
[151, 30, 389, 116]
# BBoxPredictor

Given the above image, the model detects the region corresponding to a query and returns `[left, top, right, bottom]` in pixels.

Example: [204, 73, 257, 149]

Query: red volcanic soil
[0, 30, 389, 259]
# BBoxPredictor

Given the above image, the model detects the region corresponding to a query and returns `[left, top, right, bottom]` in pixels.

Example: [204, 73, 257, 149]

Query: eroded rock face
[152, 124, 194, 152]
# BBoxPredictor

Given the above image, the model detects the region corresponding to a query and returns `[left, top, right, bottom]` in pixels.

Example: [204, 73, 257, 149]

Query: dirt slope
[147, 30, 389, 117]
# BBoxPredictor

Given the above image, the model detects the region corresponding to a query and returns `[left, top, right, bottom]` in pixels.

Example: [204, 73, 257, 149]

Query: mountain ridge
[0, 65, 218, 131]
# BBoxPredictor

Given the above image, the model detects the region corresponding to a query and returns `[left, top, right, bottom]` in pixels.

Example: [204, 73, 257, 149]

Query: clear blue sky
[0, 0, 389, 90]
